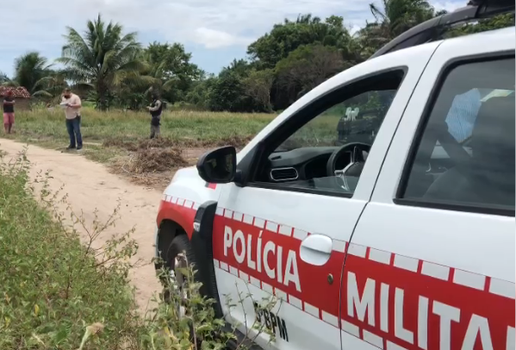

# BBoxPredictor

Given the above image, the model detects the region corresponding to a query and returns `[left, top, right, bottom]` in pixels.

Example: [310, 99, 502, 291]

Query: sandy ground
[0, 138, 163, 312]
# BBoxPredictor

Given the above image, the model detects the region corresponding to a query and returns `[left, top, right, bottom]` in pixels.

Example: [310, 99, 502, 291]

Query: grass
[0, 150, 276, 349]
[8, 106, 345, 157]
[5, 106, 346, 189]
[4, 107, 277, 186]
[10, 107, 276, 151]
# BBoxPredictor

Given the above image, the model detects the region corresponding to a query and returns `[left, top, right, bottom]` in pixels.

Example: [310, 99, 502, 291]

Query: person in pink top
[3, 90, 15, 134]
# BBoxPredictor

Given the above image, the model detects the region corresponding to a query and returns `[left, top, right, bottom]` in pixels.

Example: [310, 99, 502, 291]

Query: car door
[342, 30, 515, 350]
[209, 42, 441, 350]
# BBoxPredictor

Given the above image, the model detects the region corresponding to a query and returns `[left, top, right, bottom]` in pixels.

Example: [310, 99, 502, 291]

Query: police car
[154, 2, 515, 349]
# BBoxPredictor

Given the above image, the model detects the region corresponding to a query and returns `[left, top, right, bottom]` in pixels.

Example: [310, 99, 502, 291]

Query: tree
[369, 0, 435, 37]
[185, 74, 218, 110]
[445, 13, 515, 37]
[207, 60, 255, 112]
[31, 71, 69, 101]
[58, 14, 145, 110]
[143, 42, 202, 103]
[223, 59, 253, 77]
[13, 52, 53, 93]
[0, 72, 16, 87]
[275, 44, 346, 107]
[243, 69, 274, 112]
[207, 73, 247, 112]
[247, 14, 354, 69]
[356, 0, 442, 57]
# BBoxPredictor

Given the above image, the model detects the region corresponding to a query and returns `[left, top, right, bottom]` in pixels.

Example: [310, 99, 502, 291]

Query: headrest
[470, 96, 515, 167]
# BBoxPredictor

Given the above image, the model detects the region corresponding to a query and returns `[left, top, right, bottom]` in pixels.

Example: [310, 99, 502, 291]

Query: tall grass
[8, 106, 347, 176]
[13, 107, 276, 145]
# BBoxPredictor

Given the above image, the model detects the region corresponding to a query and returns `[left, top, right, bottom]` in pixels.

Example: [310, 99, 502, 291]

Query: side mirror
[196, 146, 237, 184]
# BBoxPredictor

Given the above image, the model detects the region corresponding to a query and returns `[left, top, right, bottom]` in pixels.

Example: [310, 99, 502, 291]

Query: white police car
[154, 3, 515, 349]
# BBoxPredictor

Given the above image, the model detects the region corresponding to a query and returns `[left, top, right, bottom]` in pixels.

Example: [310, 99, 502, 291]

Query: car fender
[154, 167, 224, 268]
[155, 166, 221, 254]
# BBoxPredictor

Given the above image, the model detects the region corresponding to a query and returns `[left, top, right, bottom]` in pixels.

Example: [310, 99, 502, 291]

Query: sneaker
[66, 146, 76, 150]
[76, 147, 83, 151]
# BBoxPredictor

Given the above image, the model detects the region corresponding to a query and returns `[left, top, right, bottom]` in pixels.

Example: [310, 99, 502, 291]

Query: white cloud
[192, 28, 252, 49]
[0, 0, 463, 75]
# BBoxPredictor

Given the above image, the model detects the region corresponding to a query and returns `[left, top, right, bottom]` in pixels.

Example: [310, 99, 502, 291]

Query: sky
[0, 0, 463, 78]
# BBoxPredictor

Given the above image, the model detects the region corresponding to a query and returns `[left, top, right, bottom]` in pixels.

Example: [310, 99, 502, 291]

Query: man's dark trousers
[66, 116, 83, 148]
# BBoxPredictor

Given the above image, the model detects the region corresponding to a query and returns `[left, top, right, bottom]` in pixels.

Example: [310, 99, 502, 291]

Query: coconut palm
[0, 72, 16, 87]
[351, 0, 440, 59]
[13, 52, 53, 93]
[136, 42, 202, 105]
[140, 43, 183, 96]
[57, 14, 146, 110]
[369, 0, 436, 39]
[31, 71, 69, 101]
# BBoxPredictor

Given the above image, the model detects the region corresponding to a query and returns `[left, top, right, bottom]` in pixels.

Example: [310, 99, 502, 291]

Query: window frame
[394, 51, 515, 217]
[237, 67, 408, 199]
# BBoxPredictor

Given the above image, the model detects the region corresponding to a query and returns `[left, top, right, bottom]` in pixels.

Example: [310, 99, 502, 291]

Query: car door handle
[299, 234, 333, 266]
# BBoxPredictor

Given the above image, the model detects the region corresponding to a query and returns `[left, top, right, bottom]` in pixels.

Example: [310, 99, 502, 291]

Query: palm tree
[352, 0, 439, 59]
[13, 52, 53, 93]
[0, 72, 16, 87]
[31, 71, 69, 101]
[369, 0, 435, 38]
[57, 14, 145, 110]
[140, 42, 190, 97]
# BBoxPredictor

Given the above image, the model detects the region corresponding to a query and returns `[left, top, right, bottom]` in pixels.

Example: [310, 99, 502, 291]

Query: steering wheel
[326, 142, 371, 192]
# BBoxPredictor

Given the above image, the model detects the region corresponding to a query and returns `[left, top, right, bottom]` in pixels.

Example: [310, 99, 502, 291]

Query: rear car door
[210, 43, 441, 350]
[342, 29, 515, 349]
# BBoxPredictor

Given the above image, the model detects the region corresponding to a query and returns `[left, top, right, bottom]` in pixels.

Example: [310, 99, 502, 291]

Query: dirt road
[0, 138, 162, 311]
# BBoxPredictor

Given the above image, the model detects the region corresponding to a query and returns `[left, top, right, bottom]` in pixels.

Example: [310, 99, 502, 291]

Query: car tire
[163, 234, 197, 304]
[166, 234, 196, 272]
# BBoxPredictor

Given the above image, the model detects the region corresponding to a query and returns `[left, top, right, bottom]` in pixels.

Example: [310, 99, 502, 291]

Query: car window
[251, 68, 406, 197]
[400, 57, 515, 212]
[431, 88, 514, 160]
[277, 90, 397, 152]
[444, 88, 514, 144]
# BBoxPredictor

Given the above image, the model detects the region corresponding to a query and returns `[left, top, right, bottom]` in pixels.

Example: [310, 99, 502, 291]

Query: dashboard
[262, 144, 466, 186]
[265, 147, 352, 183]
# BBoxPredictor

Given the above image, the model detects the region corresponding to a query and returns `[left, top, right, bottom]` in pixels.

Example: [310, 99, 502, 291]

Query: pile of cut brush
[105, 137, 189, 176]
[131, 147, 188, 174]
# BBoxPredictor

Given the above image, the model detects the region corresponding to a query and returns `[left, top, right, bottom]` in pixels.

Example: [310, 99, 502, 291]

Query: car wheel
[163, 234, 196, 317]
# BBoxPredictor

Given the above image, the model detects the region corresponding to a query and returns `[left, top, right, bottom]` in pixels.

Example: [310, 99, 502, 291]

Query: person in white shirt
[61, 88, 83, 150]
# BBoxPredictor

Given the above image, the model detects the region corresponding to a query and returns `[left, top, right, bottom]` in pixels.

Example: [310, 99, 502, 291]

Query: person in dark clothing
[147, 93, 163, 139]
[3, 90, 15, 134]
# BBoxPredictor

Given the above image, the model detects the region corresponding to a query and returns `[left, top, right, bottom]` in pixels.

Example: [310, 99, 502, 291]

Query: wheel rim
[169, 253, 189, 318]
